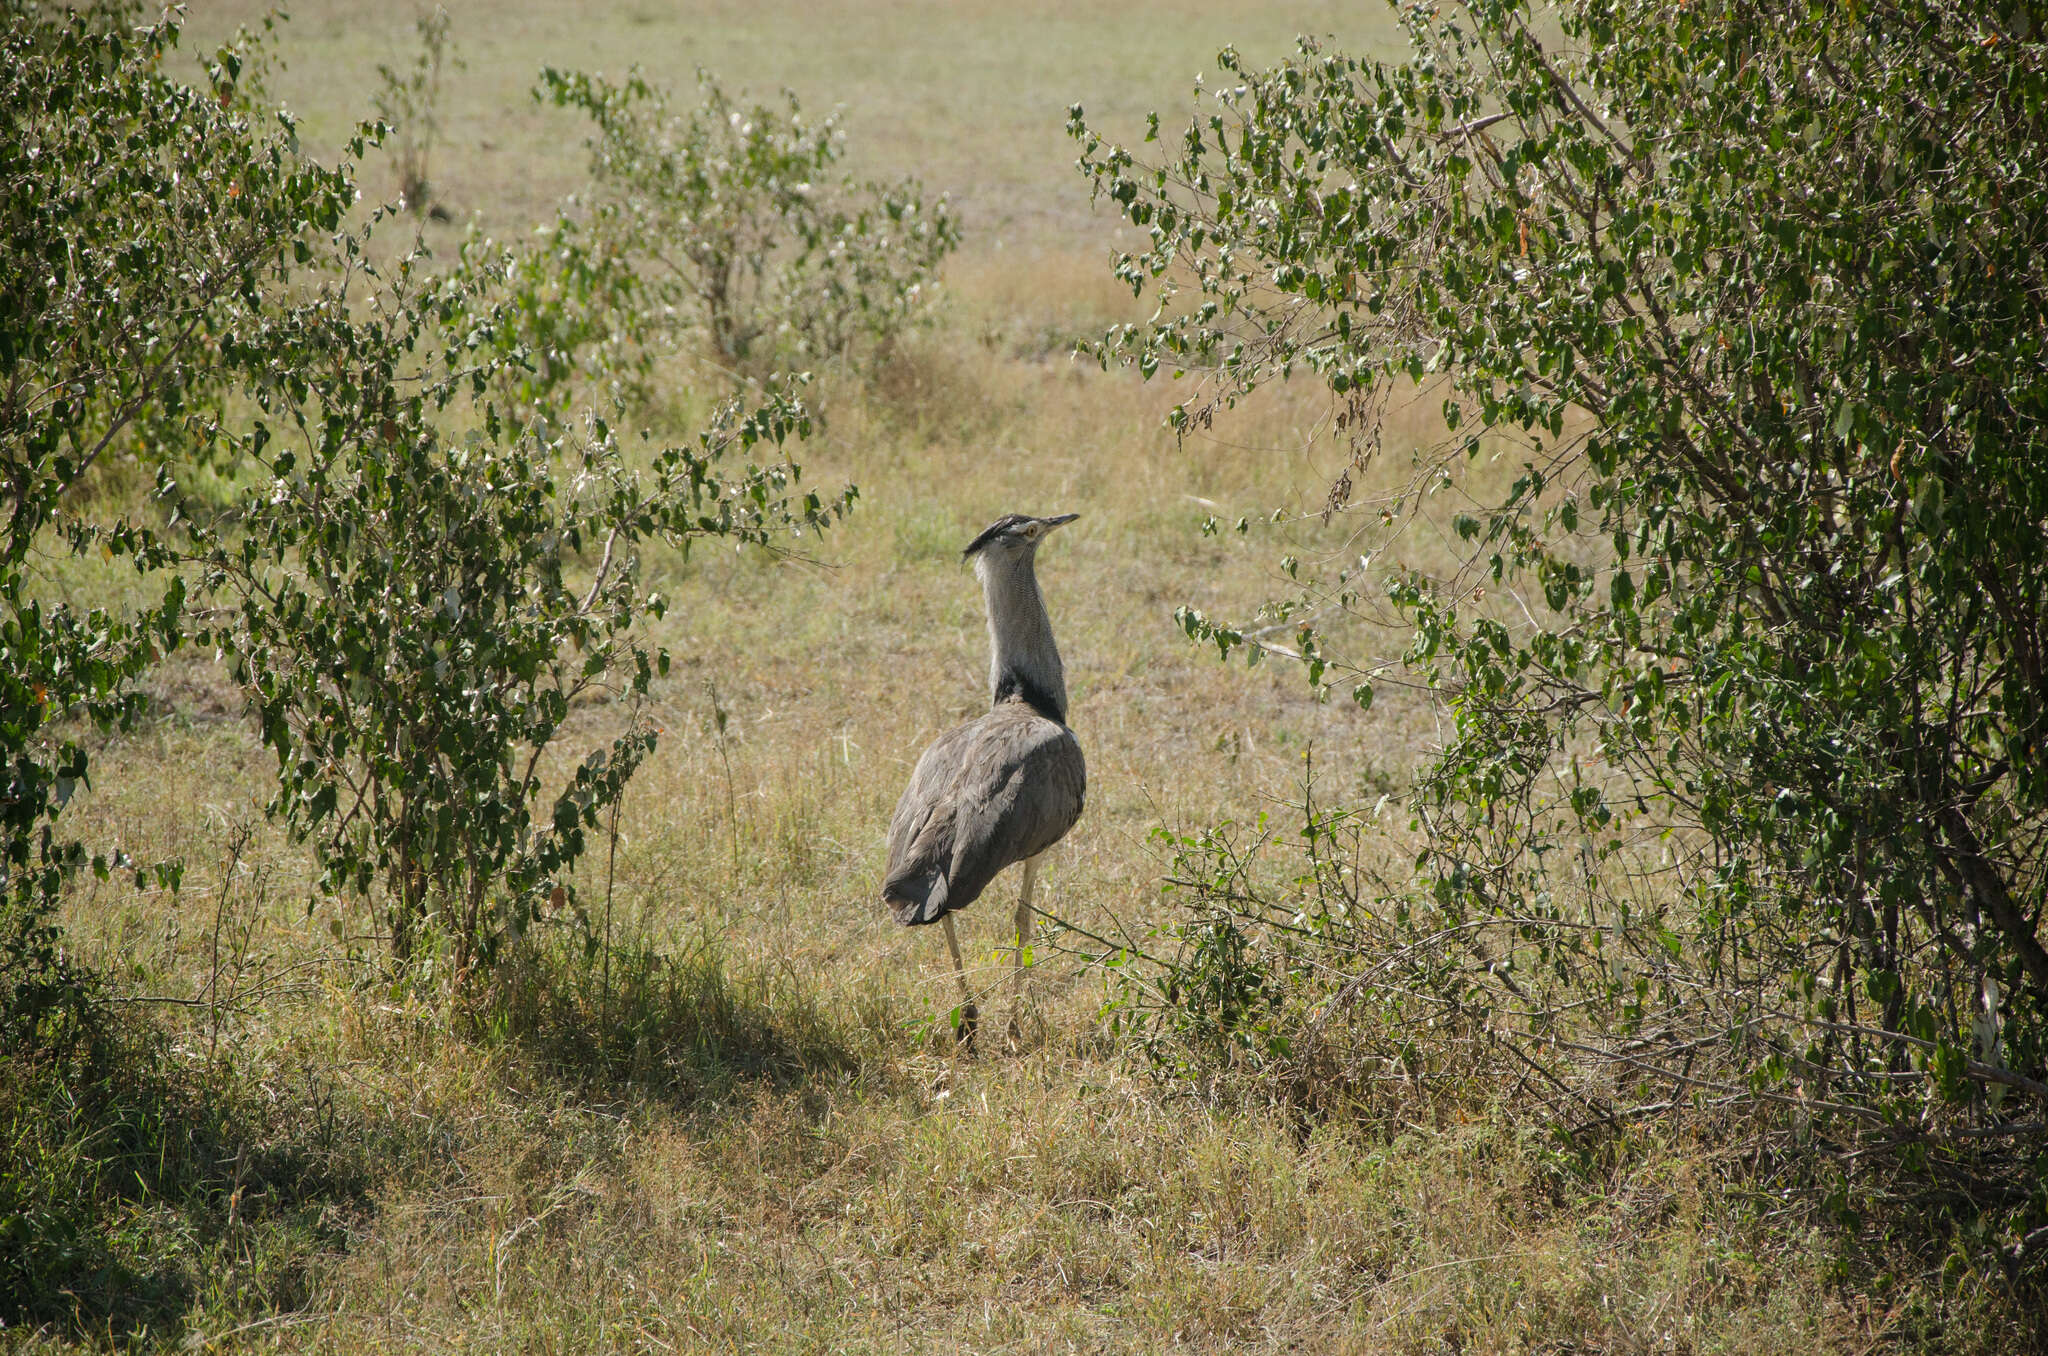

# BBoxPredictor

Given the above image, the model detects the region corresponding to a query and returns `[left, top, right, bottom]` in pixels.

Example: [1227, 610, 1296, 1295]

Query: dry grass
[12, 3, 2019, 1352]
[188, 0, 1400, 255]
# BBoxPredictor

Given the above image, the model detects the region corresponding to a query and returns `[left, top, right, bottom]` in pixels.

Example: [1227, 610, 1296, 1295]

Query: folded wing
[883, 702, 1085, 926]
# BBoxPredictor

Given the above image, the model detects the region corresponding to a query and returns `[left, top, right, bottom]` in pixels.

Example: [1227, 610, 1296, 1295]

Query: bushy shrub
[537, 66, 959, 371]
[191, 224, 853, 975]
[455, 212, 646, 419]
[201, 264, 847, 970]
[2, 1, 348, 1005]
[1074, 0, 2048, 1173]
[5, 3, 856, 981]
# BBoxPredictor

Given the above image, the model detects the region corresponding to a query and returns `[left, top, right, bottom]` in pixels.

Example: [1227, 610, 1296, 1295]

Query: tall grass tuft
[479, 933, 866, 1102]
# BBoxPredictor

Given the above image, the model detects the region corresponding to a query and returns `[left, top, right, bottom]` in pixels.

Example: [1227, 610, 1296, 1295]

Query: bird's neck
[977, 554, 1067, 724]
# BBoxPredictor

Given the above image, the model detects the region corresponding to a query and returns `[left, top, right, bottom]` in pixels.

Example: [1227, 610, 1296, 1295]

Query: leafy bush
[5, 4, 856, 981]
[454, 212, 646, 419]
[538, 66, 959, 370]
[0, 891, 99, 1057]
[195, 241, 852, 976]
[1, 1, 351, 1013]
[1073, 0, 2048, 1163]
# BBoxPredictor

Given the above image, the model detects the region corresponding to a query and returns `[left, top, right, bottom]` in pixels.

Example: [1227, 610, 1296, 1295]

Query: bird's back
[883, 700, 1085, 926]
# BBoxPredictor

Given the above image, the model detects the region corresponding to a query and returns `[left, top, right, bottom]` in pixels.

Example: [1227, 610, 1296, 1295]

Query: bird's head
[961, 512, 1078, 562]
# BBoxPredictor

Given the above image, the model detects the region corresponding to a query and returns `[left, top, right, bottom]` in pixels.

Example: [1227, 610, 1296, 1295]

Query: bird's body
[883, 699, 1084, 927]
[883, 512, 1085, 1042]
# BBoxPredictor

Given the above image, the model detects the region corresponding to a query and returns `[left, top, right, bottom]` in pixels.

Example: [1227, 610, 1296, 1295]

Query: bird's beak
[1042, 513, 1079, 530]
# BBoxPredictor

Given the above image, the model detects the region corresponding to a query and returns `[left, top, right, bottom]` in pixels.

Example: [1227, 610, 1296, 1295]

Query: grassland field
[7, 1, 2000, 1351]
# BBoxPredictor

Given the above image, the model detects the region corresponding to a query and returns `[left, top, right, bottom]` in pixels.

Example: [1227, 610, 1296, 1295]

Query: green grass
[9, 2, 2038, 1351]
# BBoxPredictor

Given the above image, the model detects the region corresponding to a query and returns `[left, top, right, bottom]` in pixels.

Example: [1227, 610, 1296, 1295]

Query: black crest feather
[961, 514, 1033, 559]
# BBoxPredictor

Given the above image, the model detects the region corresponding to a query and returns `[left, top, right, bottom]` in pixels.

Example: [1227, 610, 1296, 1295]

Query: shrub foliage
[2, 2, 352, 1035]
[197, 250, 847, 969]
[1074, 0, 2048, 1157]
[539, 66, 959, 369]
[4, 3, 852, 981]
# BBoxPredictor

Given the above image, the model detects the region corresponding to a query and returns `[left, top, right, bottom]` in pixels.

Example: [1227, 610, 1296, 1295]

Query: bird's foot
[954, 1001, 980, 1053]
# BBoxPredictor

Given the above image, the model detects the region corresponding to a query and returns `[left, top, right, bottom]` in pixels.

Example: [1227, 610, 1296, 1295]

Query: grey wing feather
[883, 704, 1085, 926]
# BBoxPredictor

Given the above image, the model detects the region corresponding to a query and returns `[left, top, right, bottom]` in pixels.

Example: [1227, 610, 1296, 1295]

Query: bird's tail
[883, 871, 950, 927]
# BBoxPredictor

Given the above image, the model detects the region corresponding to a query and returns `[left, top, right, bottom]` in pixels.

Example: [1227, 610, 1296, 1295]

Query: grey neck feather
[975, 547, 1067, 723]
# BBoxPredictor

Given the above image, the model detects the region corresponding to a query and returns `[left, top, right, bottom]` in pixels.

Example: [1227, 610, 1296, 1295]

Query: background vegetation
[4, 0, 2042, 1350]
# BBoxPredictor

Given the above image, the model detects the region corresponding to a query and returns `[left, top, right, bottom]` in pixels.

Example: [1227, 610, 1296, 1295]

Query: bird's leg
[1009, 855, 1039, 1044]
[940, 911, 978, 1050]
